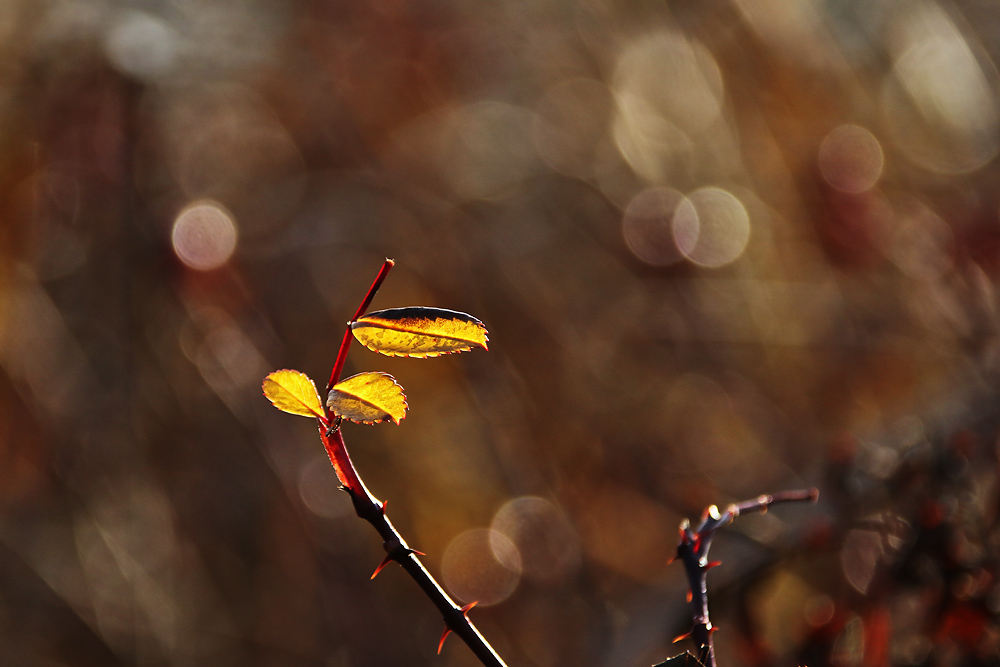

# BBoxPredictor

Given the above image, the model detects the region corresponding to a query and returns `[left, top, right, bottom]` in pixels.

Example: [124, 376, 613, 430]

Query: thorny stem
[673, 488, 819, 667]
[318, 259, 508, 667]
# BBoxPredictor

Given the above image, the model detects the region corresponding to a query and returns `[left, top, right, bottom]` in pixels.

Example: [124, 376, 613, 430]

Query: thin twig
[325, 258, 395, 399]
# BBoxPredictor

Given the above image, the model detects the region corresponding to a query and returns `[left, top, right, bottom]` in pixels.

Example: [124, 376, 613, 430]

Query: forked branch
[672, 488, 819, 667]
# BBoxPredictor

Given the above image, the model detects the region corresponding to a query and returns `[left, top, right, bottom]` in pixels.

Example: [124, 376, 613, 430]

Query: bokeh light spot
[673, 188, 750, 268]
[803, 593, 836, 628]
[818, 125, 884, 193]
[622, 187, 685, 266]
[611, 30, 716, 182]
[832, 615, 865, 665]
[841, 529, 883, 594]
[882, 3, 1000, 173]
[104, 10, 177, 81]
[172, 201, 238, 271]
[298, 458, 350, 521]
[441, 529, 521, 606]
[614, 31, 724, 135]
[490, 497, 580, 584]
[888, 197, 954, 280]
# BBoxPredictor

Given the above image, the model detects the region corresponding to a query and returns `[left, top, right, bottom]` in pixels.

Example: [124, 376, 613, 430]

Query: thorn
[411, 549, 426, 557]
[706, 560, 722, 570]
[673, 630, 691, 644]
[437, 627, 451, 654]
[371, 554, 393, 579]
[686, 590, 693, 603]
[380, 499, 388, 513]
[436, 602, 477, 654]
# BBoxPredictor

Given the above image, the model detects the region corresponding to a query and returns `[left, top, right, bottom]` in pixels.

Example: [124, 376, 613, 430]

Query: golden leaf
[262, 369, 325, 418]
[351, 307, 489, 358]
[327, 371, 408, 425]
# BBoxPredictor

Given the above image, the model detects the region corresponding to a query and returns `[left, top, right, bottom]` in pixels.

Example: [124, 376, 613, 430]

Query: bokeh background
[2, 1, 1000, 665]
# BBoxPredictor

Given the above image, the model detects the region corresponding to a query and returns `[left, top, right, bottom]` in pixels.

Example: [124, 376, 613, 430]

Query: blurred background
[2, 0, 1000, 665]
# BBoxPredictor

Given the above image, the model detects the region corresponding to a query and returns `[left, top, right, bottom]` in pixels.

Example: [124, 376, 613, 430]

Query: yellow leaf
[351, 307, 489, 358]
[262, 369, 324, 418]
[327, 372, 407, 425]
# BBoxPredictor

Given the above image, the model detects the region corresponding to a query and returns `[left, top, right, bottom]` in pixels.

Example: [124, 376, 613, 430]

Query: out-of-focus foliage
[2, 0, 1000, 666]
[351, 306, 489, 357]
[263, 369, 325, 419]
[327, 371, 407, 425]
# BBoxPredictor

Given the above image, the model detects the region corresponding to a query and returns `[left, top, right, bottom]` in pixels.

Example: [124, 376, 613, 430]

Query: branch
[319, 260, 508, 667]
[671, 488, 819, 667]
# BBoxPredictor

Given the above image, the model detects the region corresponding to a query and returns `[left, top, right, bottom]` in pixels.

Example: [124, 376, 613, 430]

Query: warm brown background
[1, 1, 998, 666]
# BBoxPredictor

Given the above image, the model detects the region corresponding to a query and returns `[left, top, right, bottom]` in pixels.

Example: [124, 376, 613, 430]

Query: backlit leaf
[351, 307, 488, 358]
[263, 369, 324, 418]
[327, 371, 407, 425]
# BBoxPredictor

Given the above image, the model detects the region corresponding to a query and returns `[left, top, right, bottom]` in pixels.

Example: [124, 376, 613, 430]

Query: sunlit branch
[318, 259, 508, 667]
[672, 488, 819, 667]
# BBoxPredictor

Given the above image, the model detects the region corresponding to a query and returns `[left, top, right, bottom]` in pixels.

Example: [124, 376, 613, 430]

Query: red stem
[326, 258, 394, 397]
[318, 423, 372, 501]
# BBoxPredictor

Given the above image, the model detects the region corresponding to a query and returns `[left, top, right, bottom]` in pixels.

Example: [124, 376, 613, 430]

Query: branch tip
[327, 259, 396, 394]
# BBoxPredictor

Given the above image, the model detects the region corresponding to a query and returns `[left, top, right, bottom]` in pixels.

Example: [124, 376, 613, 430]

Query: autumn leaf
[327, 371, 407, 425]
[262, 369, 325, 418]
[351, 307, 489, 358]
